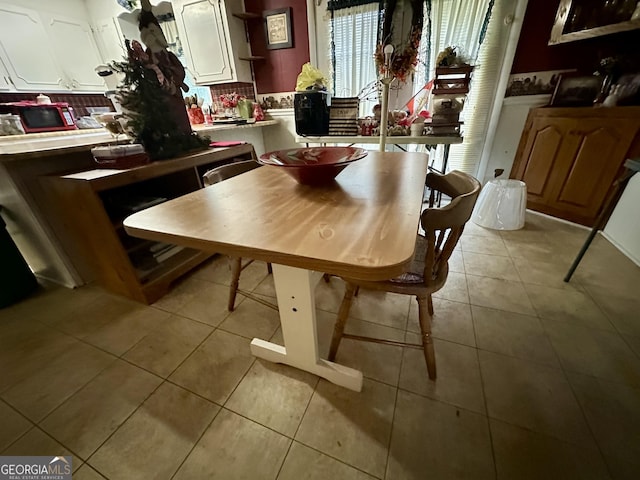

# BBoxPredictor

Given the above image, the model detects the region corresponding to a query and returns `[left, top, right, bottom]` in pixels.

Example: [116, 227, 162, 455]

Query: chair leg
[228, 257, 242, 312]
[417, 295, 437, 380]
[322, 273, 331, 283]
[328, 283, 357, 362]
[267, 263, 273, 275]
[427, 294, 434, 316]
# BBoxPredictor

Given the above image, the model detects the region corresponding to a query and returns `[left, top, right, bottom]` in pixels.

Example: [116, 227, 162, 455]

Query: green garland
[111, 44, 208, 161]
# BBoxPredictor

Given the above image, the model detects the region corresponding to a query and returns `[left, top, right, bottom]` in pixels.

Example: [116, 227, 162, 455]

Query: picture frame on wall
[549, 74, 603, 107]
[263, 7, 293, 50]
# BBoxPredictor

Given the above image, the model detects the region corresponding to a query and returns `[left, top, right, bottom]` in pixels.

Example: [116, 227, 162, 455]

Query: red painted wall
[244, 0, 310, 94]
[511, 0, 640, 75]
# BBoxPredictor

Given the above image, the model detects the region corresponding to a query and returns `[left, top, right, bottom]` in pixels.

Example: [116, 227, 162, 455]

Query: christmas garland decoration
[375, 0, 425, 82]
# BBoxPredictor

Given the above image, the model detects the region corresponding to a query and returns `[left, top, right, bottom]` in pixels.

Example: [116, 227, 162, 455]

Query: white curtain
[415, 0, 509, 175]
[331, 3, 379, 116]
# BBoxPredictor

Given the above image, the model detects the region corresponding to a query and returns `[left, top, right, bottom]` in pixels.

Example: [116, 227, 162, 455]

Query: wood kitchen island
[0, 120, 276, 299]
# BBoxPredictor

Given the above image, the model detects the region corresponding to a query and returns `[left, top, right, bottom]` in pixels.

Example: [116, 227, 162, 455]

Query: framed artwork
[263, 7, 293, 50]
[549, 74, 603, 107]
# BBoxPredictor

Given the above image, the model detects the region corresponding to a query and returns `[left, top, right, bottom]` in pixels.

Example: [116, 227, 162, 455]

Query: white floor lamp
[379, 44, 394, 152]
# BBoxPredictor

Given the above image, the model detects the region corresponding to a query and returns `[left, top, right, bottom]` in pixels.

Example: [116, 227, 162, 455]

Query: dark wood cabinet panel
[510, 107, 640, 226]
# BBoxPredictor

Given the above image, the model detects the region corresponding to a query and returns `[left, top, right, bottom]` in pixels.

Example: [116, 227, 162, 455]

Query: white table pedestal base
[250, 264, 363, 392]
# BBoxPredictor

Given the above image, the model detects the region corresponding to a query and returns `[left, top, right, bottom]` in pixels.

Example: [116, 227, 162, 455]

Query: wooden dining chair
[328, 170, 481, 379]
[203, 160, 272, 311]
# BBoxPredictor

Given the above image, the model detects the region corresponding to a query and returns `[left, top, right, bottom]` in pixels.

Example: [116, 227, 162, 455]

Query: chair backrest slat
[422, 171, 481, 286]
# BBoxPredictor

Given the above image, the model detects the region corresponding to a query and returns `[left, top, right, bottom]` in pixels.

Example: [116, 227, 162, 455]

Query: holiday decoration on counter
[111, 0, 208, 160]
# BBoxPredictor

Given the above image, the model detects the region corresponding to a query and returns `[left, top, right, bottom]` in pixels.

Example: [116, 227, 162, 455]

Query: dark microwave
[0, 101, 77, 133]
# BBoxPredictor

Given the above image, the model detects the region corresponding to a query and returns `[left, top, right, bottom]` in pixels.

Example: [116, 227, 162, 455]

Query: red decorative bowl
[258, 147, 368, 185]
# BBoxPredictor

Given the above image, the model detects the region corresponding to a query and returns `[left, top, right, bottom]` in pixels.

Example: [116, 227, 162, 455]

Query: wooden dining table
[124, 150, 429, 391]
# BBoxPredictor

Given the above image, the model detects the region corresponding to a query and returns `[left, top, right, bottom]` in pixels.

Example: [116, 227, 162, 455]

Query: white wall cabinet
[0, 4, 66, 91]
[173, 0, 252, 84]
[93, 17, 127, 65]
[0, 57, 13, 90]
[45, 14, 106, 91]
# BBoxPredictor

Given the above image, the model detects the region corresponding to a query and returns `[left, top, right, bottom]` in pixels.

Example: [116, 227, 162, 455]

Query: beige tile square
[2, 427, 82, 470]
[174, 408, 290, 479]
[525, 284, 614, 331]
[83, 306, 171, 356]
[174, 279, 234, 327]
[151, 273, 209, 313]
[461, 234, 509, 256]
[433, 271, 469, 304]
[13, 284, 103, 326]
[347, 288, 411, 330]
[512, 256, 584, 291]
[2, 342, 115, 422]
[464, 221, 503, 238]
[218, 295, 281, 340]
[55, 294, 143, 338]
[387, 389, 494, 480]
[407, 297, 476, 347]
[490, 419, 610, 480]
[332, 317, 405, 386]
[0, 400, 31, 451]
[40, 360, 162, 459]
[314, 275, 346, 314]
[586, 286, 640, 337]
[449, 250, 465, 273]
[123, 314, 213, 377]
[543, 319, 640, 388]
[279, 441, 375, 479]
[73, 465, 106, 480]
[225, 359, 317, 437]
[400, 335, 485, 414]
[624, 334, 640, 357]
[568, 373, 640, 479]
[190, 254, 233, 285]
[0, 327, 78, 393]
[89, 382, 219, 479]
[463, 252, 520, 281]
[479, 350, 593, 446]
[169, 329, 255, 404]
[252, 273, 277, 299]
[467, 275, 536, 315]
[472, 306, 559, 367]
[295, 378, 396, 478]
[503, 237, 560, 263]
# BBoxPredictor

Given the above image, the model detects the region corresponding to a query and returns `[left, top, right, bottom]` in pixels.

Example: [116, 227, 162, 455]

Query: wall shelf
[232, 12, 260, 20]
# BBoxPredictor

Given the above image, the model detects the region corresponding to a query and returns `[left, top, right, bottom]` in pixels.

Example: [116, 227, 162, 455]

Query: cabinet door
[173, 0, 235, 84]
[0, 4, 65, 91]
[46, 14, 106, 92]
[512, 116, 573, 206]
[546, 119, 638, 222]
[0, 57, 12, 90]
[93, 17, 127, 65]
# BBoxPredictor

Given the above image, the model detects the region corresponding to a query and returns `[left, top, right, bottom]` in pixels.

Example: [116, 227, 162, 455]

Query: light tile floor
[1, 212, 639, 479]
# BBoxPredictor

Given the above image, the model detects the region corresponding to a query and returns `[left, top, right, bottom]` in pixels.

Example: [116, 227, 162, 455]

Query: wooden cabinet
[0, 57, 12, 90]
[0, 4, 66, 91]
[0, 4, 106, 92]
[510, 107, 640, 226]
[43, 145, 257, 304]
[173, 0, 253, 84]
[45, 14, 106, 92]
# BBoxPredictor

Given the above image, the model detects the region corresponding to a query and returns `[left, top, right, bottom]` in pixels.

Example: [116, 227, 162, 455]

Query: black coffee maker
[294, 91, 330, 135]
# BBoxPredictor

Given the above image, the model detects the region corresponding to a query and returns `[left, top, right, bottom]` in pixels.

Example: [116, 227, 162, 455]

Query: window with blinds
[331, 4, 379, 117]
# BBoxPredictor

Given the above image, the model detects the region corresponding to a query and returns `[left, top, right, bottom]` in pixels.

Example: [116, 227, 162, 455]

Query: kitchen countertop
[0, 120, 278, 160]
